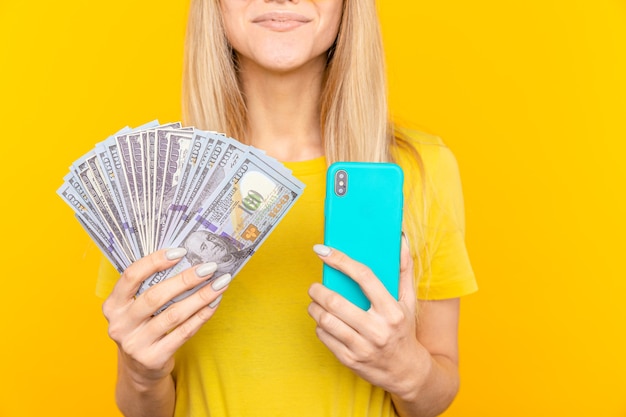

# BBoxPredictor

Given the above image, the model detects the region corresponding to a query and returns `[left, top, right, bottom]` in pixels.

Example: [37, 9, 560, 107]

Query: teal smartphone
[322, 162, 404, 310]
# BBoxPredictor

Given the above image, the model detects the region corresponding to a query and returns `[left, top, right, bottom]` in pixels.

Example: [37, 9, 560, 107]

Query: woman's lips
[252, 12, 312, 31]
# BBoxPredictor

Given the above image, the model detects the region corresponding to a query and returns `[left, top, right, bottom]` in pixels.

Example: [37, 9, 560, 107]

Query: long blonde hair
[182, 0, 428, 286]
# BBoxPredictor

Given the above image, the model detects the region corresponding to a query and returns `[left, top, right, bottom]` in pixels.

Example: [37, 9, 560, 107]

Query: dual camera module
[334, 170, 348, 196]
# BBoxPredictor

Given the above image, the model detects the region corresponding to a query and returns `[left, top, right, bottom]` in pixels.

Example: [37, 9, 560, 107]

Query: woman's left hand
[307, 237, 432, 400]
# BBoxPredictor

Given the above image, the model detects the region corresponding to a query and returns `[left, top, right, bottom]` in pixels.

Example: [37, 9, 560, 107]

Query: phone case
[323, 162, 404, 310]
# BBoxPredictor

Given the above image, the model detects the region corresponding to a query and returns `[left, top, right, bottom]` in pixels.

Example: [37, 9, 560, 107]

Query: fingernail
[211, 274, 232, 291]
[196, 262, 218, 278]
[313, 244, 332, 257]
[165, 247, 187, 260]
[209, 294, 223, 309]
[401, 231, 410, 246]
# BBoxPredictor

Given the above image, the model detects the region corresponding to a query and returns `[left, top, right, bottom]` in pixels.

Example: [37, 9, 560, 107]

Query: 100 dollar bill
[138, 152, 304, 309]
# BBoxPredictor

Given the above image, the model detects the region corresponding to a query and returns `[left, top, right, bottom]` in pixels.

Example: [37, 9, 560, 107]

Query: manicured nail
[313, 244, 332, 257]
[209, 294, 223, 309]
[165, 247, 187, 260]
[211, 274, 232, 291]
[401, 231, 410, 246]
[196, 262, 218, 278]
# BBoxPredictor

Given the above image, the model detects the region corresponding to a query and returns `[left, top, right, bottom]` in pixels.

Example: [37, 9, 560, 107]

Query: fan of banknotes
[58, 120, 305, 307]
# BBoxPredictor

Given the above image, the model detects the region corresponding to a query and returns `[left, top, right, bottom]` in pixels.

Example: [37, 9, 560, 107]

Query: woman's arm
[390, 298, 460, 417]
[114, 359, 176, 417]
[308, 240, 462, 417]
[102, 248, 231, 417]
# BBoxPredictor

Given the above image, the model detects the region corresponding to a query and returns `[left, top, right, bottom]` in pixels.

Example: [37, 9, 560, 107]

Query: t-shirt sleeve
[420, 143, 477, 299]
[398, 132, 478, 300]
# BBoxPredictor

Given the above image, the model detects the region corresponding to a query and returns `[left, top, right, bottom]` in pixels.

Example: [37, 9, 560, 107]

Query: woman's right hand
[102, 247, 231, 389]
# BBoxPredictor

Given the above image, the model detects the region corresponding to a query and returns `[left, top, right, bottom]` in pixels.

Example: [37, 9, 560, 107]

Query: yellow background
[0, 0, 624, 416]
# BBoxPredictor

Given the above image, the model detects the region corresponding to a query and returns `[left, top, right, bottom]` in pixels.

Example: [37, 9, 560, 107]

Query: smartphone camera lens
[335, 170, 347, 196]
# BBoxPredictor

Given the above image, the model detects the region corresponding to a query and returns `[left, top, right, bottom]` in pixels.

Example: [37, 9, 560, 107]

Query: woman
[99, 0, 477, 416]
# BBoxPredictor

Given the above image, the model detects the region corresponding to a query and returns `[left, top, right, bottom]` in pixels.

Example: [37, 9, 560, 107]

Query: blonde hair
[182, 0, 428, 287]
[183, 0, 246, 138]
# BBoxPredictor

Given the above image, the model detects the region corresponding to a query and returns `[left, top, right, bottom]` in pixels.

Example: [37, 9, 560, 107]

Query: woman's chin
[242, 52, 326, 76]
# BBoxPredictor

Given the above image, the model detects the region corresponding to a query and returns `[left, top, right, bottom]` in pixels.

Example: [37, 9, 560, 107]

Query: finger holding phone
[308, 162, 441, 414]
[308, 237, 432, 403]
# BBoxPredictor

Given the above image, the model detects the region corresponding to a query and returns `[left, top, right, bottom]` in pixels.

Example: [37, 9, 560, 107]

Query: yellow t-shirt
[97, 132, 477, 417]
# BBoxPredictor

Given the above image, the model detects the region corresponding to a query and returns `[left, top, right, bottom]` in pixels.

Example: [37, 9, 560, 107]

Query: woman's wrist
[389, 343, 434, 403]
[391, 351, 460, 417]
[124, 369, 172, 395]
[116, 366, 175, 417]
[118, 348, 174, 393]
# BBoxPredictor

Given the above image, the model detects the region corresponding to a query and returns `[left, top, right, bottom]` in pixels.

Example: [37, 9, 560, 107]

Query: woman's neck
[238, 56, 326, 162]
